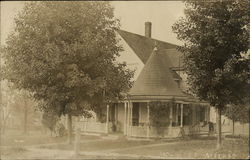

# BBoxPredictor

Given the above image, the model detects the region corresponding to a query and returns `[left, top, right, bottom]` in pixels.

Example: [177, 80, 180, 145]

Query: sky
[1, 1, 186, 45]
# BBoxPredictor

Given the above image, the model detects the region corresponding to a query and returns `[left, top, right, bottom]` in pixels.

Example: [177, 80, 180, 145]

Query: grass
[1, 146, 28, 159]
[39, 135, 249, 159]
[1, 128, 100, 147]
[1, 133, 68, 146]
[1, 129, 249, 159]
[42, 138, 157, 152]
[116, 138, 249, 159]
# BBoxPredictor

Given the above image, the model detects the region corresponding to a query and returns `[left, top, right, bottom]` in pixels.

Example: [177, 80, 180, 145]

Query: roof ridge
[118, 29, 178, 48]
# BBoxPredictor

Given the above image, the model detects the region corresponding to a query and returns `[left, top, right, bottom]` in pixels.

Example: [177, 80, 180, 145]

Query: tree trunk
[2, 119, 6, 135]
[216, 107, 222, 149]
[242, 123, 244, 135]
[0, 106, 2, 135]
[1, 110, 5, 135]
[23, 101, 28, 134]
[67, 114, 73, 144]
[74, 128, 80, 156]
[232, 119, 234, 135]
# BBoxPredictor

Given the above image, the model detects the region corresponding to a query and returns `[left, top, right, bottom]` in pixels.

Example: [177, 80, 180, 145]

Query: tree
[173, 0, 250, 149]
[0, 81, 35, 134]
[2, 1, 134, 144]
[223, 98, 250, 135]
[1, 81, 15, 134]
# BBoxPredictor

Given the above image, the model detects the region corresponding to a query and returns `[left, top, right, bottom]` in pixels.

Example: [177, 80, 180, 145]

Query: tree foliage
[172, 0, 250, 108]
[2, 1, 134, 116]
[149, 101, 174, 136]
[149, 101, 173, 127]
[223, 98, 250, 123]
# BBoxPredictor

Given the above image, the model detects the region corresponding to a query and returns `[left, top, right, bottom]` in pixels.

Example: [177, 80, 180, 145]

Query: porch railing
[79, 121, 107, 134]
[129, 125, 207, 138]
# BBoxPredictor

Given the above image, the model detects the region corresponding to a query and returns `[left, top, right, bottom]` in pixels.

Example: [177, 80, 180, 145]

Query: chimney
[145, 22, 152, 38]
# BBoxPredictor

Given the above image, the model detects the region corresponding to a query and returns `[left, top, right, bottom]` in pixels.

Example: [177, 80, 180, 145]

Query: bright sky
[1, 1, 185, 46]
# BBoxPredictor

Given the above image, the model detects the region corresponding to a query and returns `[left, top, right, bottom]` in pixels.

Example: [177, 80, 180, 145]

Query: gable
[129, 48, 184, 97]
[115, 34, 144, 80]
[117, 29, 183, 68]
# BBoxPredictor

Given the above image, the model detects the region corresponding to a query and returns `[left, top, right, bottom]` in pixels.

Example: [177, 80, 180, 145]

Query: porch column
[147, 102, 150, 138]
[106, 104, 109, 134]
[176, 104, 179, 125]
[169, 103, 173, 136]
[124, 102, 127, 135]
[192, 104, 196, 125]
[127, 102, 130, 136]
[181, 103, 184, 127]
[130, 102, 133, 136]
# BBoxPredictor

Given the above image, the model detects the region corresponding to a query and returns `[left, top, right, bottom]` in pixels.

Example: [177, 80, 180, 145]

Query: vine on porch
[149, 99, 175, 137]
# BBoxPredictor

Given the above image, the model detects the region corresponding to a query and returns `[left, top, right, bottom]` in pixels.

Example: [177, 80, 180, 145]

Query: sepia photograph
[1, 0, 249, 159]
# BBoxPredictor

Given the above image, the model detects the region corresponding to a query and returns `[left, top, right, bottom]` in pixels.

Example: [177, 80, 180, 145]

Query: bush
[42, 112, 59, 134]
[56, 123, 66, 137]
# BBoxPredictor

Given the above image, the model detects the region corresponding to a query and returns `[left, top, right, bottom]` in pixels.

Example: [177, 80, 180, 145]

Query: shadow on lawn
[1, 146, 28, 157]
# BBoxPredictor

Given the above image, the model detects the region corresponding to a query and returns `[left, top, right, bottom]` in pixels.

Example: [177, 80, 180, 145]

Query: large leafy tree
[173, 0, 250, 149]
[223, 98, 249, 135]
[224, 101, 249, 124]
[2, 1, 134, 143]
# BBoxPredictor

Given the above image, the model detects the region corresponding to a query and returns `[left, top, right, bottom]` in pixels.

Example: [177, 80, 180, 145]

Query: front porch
[78, 100, 210, 139]
[123, 100, 210, 138]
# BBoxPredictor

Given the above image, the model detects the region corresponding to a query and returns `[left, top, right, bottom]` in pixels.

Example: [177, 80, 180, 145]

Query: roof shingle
[118, 29, 183, 68]
[129, 48, 184, 97]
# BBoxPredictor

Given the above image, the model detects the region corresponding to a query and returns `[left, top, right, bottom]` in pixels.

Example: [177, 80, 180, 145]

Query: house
[78, 22, 211, 138]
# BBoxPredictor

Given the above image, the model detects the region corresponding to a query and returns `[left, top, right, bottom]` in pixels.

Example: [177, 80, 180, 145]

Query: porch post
[169, 103, 173, 136]
[192, 104, 196, 126]
[106, 104, 109, 134]
[147, 102, 150, 138]
[130, 102, 133, 136]
[181, 103, 184, 127]
[176, 104, 179, 125]
[124, 102, 127, 135]
[127, 102, 130, 136]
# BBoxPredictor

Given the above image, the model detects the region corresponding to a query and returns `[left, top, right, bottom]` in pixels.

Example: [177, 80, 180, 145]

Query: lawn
[38, 135, 249, 159]
[1, 129, 100, 147]
[116, 137, 249, 159]
[40, 137, 158, 152]
[1, 129, 249, 159]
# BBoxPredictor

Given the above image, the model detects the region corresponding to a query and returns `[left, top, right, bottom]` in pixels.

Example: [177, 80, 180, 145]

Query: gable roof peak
[118, 29, 180, 64]
[129, 47, 184, 97]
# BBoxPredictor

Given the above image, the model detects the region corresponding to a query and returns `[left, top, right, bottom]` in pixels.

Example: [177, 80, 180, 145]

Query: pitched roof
[118, 29, 183, 68]
[129, 48, 185, 97]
